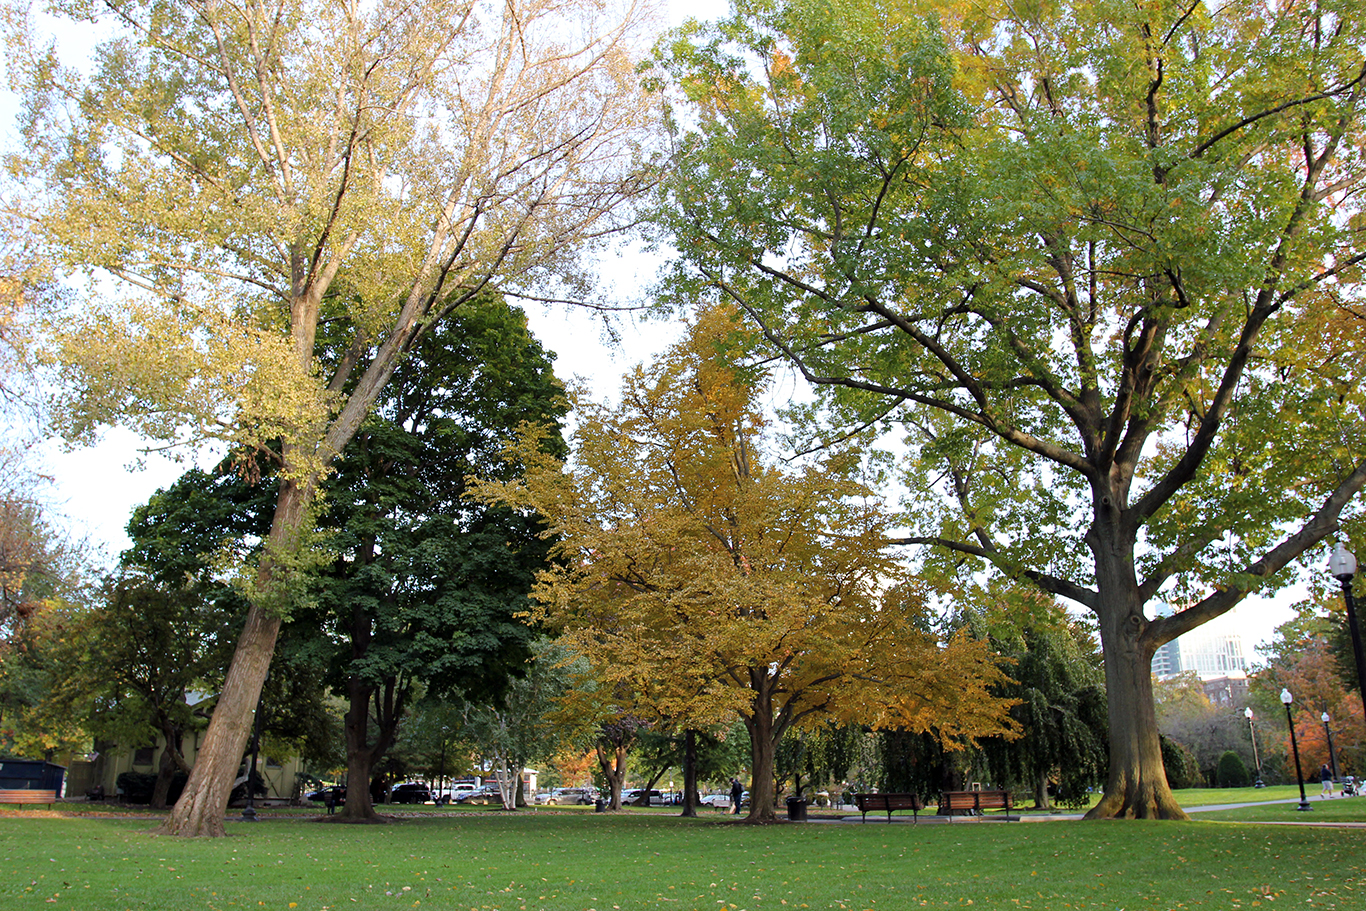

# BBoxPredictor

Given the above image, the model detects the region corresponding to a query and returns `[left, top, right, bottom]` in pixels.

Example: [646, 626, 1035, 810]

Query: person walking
[1320, 764, 1335, 798]
[730, 777, 744, 815]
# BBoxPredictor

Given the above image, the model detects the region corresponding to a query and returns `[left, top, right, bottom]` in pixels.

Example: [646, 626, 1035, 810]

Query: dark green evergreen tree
[111, 296, 566, 820]
[313, 297, 566, 820]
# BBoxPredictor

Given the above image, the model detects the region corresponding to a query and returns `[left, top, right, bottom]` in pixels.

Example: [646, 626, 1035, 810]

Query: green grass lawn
[1, 807, 1362, 911]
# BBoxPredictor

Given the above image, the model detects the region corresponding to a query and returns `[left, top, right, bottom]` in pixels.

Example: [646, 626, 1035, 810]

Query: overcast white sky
[10, 0, 1311, 661]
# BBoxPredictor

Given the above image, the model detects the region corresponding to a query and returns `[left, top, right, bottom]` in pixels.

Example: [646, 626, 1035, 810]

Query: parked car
[537, 787, 595, 805]
[430, 782, 481, 805]
[622, 788, 664, 806]
[699, 793, 730, 808]
[306, 785, 347, 805]
[456, 785, 502, 805]
[389, 783, 432, 804]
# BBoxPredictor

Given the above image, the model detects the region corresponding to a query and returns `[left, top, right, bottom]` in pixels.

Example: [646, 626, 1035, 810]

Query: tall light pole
[240, 685, 267, 822]
[1281, 689, 1313, 812]
[1327, 544, 1366, 704]
[1245, 707, 1264, 787]
[1321, 712, 1338, 782]
[436, 725, 451, 804]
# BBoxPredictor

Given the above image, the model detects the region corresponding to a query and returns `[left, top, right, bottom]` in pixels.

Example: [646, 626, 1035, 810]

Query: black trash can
[595, 798, 606, 812]
[785, 796, 808, 821]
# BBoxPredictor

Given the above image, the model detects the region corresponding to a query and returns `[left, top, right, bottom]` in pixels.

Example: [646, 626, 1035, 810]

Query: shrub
[1216, 750, 1251, 788]
[1161, 735, 1204, 789]
[115, 770, 188, 804]
[115, 772, 155, 804]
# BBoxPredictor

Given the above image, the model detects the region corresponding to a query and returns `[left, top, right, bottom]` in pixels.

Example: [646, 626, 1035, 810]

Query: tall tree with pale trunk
[4, 0, 659, 835]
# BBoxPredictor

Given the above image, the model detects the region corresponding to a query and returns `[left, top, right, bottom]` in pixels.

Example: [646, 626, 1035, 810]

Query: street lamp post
[240, 686, 267, 822]
[1327, 544, 1366, 704]
[1244, 707, 1264, 787]
[1322, 712, 1338, 782]
[437, 726, 450, 801]
[1281, 689, 1313, 812]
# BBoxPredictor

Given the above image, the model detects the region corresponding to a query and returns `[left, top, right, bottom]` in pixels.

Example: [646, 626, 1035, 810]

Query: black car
[306, 785, 346, 805]
[389, 783, 432, 804]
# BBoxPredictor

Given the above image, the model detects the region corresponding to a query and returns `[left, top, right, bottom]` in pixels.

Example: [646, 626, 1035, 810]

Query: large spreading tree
[475, 305, 1016, 822]
[656, 0, 1366, 818]
[114, 298, 567, 821]
[5, 0, 657, 835]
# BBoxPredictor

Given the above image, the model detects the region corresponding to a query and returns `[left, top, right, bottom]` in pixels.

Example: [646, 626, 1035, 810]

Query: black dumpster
[785, 796, 808, 821]
[0, 760, 66, 794]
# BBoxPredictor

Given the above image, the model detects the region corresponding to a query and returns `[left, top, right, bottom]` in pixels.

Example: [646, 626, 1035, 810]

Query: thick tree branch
[886, 535, 1098, 609]
[1145, 456, 1366, 647]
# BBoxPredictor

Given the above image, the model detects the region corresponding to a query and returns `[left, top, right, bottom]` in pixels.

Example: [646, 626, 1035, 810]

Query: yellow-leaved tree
[3, 0, 659, 836]
[474, 305, 1016, 821]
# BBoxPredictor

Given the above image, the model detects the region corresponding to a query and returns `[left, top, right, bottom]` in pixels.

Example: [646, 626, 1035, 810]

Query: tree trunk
[743, 686, 779, 822]
[596, 741, 628, 810]
[1085, 572, 1189, 820]
[157, 478, 310, 836]
[332, 595, 403, 822]
[156, 603, 280, 835]
[1034, 770, 1051, 811]
[150, 731, 181, 810]
[679, 729, 698, 818]
[334, 682, 386, 822]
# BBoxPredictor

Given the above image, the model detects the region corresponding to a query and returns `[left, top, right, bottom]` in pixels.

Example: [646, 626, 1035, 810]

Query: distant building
[1152, 638, 1182, 678]
[1178, 630, 1249, 677]
[1150, 607, 1250, 681]
[1201, 674, 1250, 706]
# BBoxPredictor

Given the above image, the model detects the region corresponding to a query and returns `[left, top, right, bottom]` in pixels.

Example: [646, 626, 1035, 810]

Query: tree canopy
[655, 0, 1366, 819]
[114, 297, 567, 820]
[475, 304, 1016, 821]
[3, 0, 658, 835]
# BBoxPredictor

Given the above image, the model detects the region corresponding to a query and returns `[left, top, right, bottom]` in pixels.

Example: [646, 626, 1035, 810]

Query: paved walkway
[820, 794, 1366, 826]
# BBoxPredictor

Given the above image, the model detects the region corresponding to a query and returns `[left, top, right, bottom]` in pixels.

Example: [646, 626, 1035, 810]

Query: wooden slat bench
[939, 789, 1014, 820]
[0, 789, 58, 807]
[853, 792, 925, 823]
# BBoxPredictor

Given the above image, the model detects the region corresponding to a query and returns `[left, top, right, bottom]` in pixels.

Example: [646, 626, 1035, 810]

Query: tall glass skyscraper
[1150, 610, 1249, 680]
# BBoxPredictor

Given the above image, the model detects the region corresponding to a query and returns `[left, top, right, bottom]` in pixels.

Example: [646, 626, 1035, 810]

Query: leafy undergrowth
[0, 812, 1361, 910]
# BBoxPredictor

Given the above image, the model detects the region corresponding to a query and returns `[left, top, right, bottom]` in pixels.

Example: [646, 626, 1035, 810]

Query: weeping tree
[972, 594, 1108, 809]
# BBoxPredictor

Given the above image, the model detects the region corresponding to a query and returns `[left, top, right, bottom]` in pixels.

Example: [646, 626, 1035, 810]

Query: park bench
[939, 789, 1015, 820]
[0, 788, 58, 808]
[853, 792, 925, 823]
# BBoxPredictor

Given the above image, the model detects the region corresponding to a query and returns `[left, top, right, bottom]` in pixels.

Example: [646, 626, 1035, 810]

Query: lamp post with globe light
[1327, 544, 1366, 703]
[1322, 712, 1338, 783]
[1281, 689, 1313, 812]
[1245, 707, 1264, 787]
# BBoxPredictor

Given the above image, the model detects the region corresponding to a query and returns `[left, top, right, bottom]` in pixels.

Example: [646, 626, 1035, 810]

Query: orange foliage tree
[1255, 615, 1366, 778]
[474, 306, 1016, 821]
